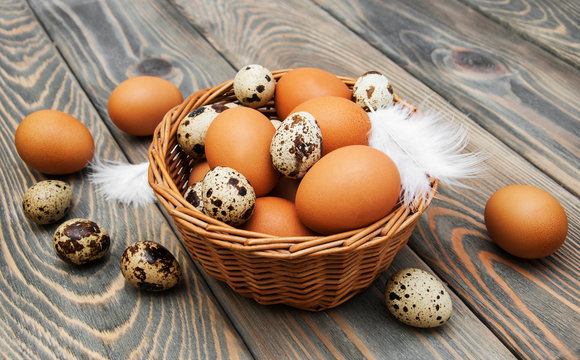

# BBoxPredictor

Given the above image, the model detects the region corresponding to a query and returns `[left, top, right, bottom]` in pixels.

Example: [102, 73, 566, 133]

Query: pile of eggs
[177, 65, 401, 236]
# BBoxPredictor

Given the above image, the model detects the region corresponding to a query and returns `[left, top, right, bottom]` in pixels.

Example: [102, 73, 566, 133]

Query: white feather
[368, 102, 484, 208]
[88, 158, 156, 207]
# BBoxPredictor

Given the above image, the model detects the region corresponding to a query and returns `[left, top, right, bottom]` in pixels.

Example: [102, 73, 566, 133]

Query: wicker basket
[148, 69, 438, 311]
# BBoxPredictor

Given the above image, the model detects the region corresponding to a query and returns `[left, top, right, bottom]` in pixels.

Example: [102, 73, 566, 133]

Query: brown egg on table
[204, 106, 280, 196]
[120, 241, 182, 291]
[15, 110, 94, 175]
[274, 67, 351, 120]
[108, 76, 183, 136]
[484, 185, 568, 259]
[240, 196, 315, 237]
[291, 96, 371, 156]
[295, 145, 401, 235]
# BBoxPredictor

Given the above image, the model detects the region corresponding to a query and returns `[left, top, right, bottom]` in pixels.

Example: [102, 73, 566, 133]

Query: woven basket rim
[147, 69, 439, 259]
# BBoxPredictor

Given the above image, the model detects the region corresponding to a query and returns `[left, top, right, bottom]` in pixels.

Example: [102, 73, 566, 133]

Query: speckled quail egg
[233, 64, 275, 108]
[177, 102, 239, 159]
[120, 241, 182, 291]
[385, 268, 453, 328]
[270, 112, 322, 179]
[184, 181, 204, 212]
[22, 180, 73, 224]
[271, 119, 283, 129]
[52, 218, 110, 265]
[201, 166, 256, 226]
[352, 71, 394, 111]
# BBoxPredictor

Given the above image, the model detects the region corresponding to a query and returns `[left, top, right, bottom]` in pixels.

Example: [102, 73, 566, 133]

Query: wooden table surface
[1, 0, 578, 359]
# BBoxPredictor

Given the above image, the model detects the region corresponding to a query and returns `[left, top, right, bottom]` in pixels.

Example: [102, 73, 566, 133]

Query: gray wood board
[0, 1, 251, 358]
[314, 0, 580, 197]
[461, 0, 580, 67]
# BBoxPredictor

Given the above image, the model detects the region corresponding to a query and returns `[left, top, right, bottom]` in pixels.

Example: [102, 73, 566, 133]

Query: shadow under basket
[148, 69, 439, 311]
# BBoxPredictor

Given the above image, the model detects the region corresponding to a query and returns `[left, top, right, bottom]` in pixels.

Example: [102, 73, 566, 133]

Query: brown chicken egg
[240, 196, 314, 237]
[108, 76, 183, 136]
[292, 96, 371, 156]
[295, 145, 401, 235]
[15, 110, 94, 175]
[484, 185, 568, 259]
[274, 68, 351, 120]
[267, 176, 301, 203]
[188, 160, 211, 184]
[204, 107, 280, 196]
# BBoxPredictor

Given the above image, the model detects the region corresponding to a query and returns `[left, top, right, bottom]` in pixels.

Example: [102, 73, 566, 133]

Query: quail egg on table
[120, 241, 182, 291]
[233, 64, 275, 108]
[352, 71, 394, 111]
[201, 166, 256, 226]
[177, 102, 239, 159]
[22, 180, 73, 224]
[385, 268, 453, 328]
[270, 111, 322, 179]
[52, 218, 110, 265]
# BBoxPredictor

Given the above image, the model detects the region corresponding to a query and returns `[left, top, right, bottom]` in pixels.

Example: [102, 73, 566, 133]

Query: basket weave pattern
[148, 70, 438, 310]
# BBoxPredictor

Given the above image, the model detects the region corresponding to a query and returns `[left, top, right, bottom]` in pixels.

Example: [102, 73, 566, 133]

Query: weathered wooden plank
[214, 247, 517, 360]
[26, 0, 519, 359]
[314, 0, 580, 198]
[27, 0, 237, 161]
[170, 0, 580, 359]
[462, 0, 580, 67]
[0, 1, 251, 359]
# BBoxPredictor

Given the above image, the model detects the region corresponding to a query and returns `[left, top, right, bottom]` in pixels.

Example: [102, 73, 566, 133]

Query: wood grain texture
[0, 1, 251, 359]
[461, 0, 580, 67]
[168, 0, 580, 359]
[26, 0, 517, 359]
[210, 246, 516, 360]
[27, 0, 236, 163]
[314, 0, 580, 197]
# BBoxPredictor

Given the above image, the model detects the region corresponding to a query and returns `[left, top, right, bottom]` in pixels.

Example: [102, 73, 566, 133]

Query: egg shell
[484, 185, 568, 259]
[120, 241, 182, 291]
[177, 102, 239, 159]
[204, 106, 280, 196]
[15, 110, 94, 175]
[240, 196, 315, 237]
[22, 180, 73, 224]
[184, 181, 204, 212]
[188, 160, 211, 184]
[274, 68, 351, 120]
[53, 218, 110, 265]
[352, 71, 394, 111]
[270, 111, 322, 179]
[267, 176, 301, 203]
[291, 96, 371, 156]
[295, 145, 401, 234]
[233, 64, 276, 108]
[385, 268, 453, 328]
[201, 167, 256, 226]
[108, 76, 183, 136]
